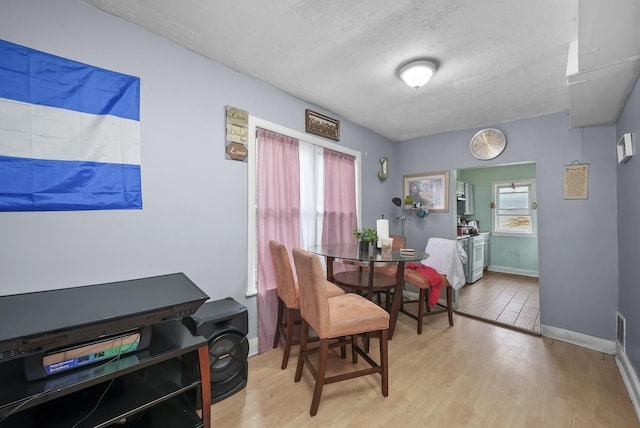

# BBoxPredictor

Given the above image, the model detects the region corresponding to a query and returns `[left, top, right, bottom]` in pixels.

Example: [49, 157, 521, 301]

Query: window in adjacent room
[492, 180, 536, 235]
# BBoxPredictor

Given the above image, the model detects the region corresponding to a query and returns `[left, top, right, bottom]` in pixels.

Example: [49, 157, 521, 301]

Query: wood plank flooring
[458, 271, 540, 334]
[211, 314, 639, 427]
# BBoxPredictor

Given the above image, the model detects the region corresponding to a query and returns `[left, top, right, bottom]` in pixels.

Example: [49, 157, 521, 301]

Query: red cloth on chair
[406, 262, 443, 306]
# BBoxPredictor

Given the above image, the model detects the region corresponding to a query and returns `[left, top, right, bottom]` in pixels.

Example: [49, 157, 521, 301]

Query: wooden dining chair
[372, 234, 405, 308]
[374, 236, 455, 334]
[292, 248, 389, 417]
[269, 240, 345, 369]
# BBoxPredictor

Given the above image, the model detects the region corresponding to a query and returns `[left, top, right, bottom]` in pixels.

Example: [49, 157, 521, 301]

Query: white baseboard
[541, 323, 616, 354]
[248, 336, 259, 357]
[488, 265, 539, 277]
[616, 344, 640, 423]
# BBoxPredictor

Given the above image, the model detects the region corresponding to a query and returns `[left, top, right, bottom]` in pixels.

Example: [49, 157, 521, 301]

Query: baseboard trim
[541, 324, 616, 354]
[616, 344, 640, 423]
[248, 336, 259, 357]
[488, 265, 539, 277]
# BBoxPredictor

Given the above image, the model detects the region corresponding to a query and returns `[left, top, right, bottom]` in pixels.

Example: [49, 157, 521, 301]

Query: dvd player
[23, 326, 151, 381]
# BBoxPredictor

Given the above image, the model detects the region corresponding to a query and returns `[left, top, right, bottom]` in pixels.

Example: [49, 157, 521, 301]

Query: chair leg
[417, 288, 426, 334]
[281, 307, 296, 369]
[310, 338, 329, 416]
[352, 334, 358, 364]
[273, 297, 283, 349]
[379, 329, 389, 397]
[295, 319, 309, 382]
[446, 286, 454, 326]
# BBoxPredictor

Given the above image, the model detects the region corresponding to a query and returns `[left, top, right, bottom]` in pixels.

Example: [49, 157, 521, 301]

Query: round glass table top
[307, 243, 427, 263]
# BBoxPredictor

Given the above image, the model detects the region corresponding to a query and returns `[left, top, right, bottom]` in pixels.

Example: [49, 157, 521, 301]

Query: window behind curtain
[322, 149, 357, 245]
[252, 122, 359, 353]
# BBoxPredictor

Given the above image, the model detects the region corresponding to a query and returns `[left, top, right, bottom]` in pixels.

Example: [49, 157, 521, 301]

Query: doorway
[454, 163, 540, 335]
[457, 271, 540, 334]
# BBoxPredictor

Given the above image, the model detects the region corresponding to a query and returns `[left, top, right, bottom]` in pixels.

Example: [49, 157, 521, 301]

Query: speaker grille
[209, 331, 248, 383]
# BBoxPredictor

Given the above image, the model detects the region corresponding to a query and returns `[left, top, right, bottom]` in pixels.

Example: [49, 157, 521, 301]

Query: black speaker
[183, 297, 249, 404]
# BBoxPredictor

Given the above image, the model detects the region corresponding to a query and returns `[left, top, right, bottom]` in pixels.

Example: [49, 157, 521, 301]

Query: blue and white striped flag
[0, 39, 141, 211]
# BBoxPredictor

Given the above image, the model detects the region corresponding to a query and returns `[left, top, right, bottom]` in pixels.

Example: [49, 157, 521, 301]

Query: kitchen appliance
[467, 236, 485, 283]
[457, 236, 470, 283]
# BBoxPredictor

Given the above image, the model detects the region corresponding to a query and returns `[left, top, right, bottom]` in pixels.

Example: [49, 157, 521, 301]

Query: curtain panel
[255, 130, 357, 353]
[256, 128, 301, 353]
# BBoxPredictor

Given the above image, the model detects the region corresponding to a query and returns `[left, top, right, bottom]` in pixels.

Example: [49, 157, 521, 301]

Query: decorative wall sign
[305, 109, 340, 141]
[563, 162, 589, 199]
[225, 106, 248, 162]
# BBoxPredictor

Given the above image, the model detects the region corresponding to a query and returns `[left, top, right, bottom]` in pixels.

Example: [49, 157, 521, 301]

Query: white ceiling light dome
[398, 60, 437, 88]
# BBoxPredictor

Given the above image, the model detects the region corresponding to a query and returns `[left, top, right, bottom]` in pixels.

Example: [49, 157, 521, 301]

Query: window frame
[492, 179, 537, 237]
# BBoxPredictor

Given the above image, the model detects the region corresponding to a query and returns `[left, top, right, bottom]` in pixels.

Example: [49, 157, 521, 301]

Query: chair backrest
[390, 234, 405, 249]
[292, 248, 330, 337]
[269, 240, 298, 308]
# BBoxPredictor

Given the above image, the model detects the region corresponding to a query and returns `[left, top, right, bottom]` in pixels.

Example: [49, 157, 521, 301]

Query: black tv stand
[0, 274, 211, 428]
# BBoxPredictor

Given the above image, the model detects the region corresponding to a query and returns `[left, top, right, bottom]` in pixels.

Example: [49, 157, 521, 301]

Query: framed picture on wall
[403, 171, 450, 213]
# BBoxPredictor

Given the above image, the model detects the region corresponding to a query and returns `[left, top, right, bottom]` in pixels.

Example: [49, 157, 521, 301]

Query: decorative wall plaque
[225, 106, 248, 162]
[563, 163, 589, 200]
[305, 109, 340, 141]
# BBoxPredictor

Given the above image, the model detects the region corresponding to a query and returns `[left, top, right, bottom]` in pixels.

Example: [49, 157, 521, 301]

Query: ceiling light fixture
[398, 60, 436, 88]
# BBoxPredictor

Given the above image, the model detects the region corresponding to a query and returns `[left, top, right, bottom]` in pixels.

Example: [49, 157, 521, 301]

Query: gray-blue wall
[394, 113, 619, 343]
[0, 0, 394, 343]
[1, 0, 637, 381]
[617, 75, 640, 372]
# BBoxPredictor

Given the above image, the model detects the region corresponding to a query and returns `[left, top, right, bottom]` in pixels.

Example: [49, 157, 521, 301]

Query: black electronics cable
[71, 333, 141, 428]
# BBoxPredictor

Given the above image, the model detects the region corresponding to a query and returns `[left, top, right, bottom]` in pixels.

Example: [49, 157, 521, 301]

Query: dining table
[307, 243, 428, 339]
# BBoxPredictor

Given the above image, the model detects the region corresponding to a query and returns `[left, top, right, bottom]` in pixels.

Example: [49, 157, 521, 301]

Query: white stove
[467, 235, 485, 283]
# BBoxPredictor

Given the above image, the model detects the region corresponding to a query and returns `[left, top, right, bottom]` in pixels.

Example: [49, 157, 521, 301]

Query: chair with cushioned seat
[292, 248, 389, 417]
[270, 240, 345, 369]
[375, 237, 463, 334]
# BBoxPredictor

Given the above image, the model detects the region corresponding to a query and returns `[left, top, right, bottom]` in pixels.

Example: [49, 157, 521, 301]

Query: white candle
[376, 218, 389, 247]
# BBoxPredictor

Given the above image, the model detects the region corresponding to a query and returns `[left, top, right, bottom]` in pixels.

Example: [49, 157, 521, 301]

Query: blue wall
[0, 0, 394, 343]
[0, 0, 637, 382]
[394, 113, 619, 343]
[616, 76, 640, 373]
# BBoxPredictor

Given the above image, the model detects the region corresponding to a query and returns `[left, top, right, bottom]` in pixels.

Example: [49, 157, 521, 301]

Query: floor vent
[616, 312, 626, 353]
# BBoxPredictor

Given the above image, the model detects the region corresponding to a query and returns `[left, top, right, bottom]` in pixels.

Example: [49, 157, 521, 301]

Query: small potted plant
[353, 227, 378, 253]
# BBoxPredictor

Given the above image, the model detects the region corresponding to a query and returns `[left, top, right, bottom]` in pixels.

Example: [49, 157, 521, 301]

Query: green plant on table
[353, 227, 378, 243]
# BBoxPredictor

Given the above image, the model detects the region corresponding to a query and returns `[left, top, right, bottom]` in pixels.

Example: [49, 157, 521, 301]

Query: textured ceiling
[83, 0, 640, 142]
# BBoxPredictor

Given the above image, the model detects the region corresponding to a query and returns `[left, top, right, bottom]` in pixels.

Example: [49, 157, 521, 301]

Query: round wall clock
[469, 128, 507, 160]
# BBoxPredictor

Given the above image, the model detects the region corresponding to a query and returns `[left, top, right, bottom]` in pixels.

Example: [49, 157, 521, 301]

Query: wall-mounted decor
[617, 133, 633, 163]
[403, 170, 450, 213]
[0, 39, 141, 212]
[377, 157, 388, 182]
[225, 106, 248, 162]
[305, 109, 340, 141]
[563, 162, 589, 200]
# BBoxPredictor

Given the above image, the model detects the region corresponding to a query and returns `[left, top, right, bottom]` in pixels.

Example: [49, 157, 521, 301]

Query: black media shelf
[0, 320, 211, 428]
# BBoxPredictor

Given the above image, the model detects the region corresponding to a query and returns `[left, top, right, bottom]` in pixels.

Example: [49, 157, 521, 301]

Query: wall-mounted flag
[0, 39, 142, 211]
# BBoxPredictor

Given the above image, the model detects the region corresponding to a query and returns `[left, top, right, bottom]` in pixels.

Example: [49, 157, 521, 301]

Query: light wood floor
[458, 271, 540, 334]
[212, 313, 639, 427]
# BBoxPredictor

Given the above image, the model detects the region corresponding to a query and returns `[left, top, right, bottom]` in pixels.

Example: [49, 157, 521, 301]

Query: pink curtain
[256, 128, 301, 354]
[322, 149, 357, 244]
